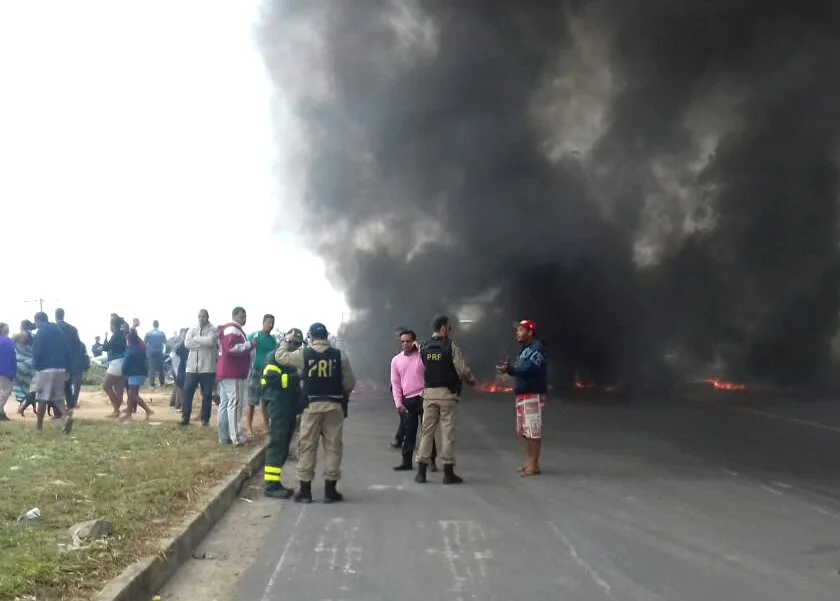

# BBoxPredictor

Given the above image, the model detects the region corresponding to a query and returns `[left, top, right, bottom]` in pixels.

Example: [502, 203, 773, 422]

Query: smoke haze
[256, 0, 840, 388]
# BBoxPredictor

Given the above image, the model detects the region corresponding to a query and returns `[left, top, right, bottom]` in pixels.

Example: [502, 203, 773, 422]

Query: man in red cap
[496, 320, 547, 476]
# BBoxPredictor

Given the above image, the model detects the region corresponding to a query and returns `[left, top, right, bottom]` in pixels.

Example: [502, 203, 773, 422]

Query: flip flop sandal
[520, 469, 541, 477]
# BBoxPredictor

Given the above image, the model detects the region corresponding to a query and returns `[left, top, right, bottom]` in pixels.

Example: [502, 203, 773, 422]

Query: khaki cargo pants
[296, 401, 344, 483]
[417, 389, 458, 466]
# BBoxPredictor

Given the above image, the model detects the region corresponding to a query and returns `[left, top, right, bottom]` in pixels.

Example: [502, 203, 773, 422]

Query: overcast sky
[0, 1, 348, 344]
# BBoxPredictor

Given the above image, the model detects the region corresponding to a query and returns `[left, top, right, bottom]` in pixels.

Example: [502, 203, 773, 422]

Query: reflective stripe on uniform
[262, 364, 289, 389]
[262, 364, 281, 388]
[264, 465, 282, 482]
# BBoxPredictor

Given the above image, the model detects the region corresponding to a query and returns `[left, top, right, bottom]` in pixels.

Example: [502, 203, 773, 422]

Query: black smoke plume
[256, 0, 840, 389]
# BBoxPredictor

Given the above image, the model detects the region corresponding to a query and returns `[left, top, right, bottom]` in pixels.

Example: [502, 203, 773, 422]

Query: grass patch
[0, 420, 253, 601]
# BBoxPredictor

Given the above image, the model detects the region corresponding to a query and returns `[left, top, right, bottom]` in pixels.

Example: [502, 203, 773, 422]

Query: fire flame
[704, 378, 746, 391]
[573, 379, 618, 393]
[476, 382, 514, 394]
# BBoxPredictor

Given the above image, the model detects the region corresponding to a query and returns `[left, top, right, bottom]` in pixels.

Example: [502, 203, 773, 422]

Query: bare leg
[103, 375, 121, 417]
[115, 379, 125, 413]
[521, 439, 541, 476]
[136, 394, 154, 419]
[531, 439, 542, 472]
[244, 404, 255, 437]
[36, 402, 47, 430]
[260, 404, 270, 433]
[122, 388, 137, 421]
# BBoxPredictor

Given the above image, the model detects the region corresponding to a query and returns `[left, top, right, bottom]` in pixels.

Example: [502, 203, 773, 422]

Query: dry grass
[0, 420, 252, 601]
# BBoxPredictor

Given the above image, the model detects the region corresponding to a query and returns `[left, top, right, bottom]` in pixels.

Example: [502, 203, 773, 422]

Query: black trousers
[401, 396, 436, 462]
[395, 412, 406, 443]
[64, 373, 82, 409]
[182, 372, 216, 425]
[148, 353, 165, 387]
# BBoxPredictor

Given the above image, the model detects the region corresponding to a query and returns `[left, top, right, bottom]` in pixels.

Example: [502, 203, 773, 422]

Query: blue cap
[308, 322, 329, 339]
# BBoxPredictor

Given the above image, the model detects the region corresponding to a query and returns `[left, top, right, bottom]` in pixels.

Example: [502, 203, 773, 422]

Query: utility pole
[24, 297, 59, 314]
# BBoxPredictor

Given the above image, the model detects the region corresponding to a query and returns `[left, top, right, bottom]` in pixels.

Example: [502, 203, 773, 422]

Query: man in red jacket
[216, 307, 257, 446]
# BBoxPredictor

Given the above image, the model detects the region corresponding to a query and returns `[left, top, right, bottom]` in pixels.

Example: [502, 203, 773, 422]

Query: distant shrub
[82, 361, 107, 386]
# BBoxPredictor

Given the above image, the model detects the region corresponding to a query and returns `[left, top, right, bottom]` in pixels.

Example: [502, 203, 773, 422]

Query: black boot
[324, 480, 344, 503]
[265, 483, 294, 499]
[295, 481, 313, 503]
[414, 461, 428, 483]
[394, 454, 413, 471]
[442, 464, 463, 485]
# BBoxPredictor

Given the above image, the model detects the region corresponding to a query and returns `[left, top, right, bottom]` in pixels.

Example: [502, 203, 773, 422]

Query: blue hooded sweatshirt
[508, 340, 547, 395]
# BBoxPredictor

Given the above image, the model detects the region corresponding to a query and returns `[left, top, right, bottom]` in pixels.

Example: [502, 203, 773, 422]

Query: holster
[341, 394, 349, 418]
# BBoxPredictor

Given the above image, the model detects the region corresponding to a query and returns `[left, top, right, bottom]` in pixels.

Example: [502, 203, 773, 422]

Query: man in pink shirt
[390, 330, 437, 472]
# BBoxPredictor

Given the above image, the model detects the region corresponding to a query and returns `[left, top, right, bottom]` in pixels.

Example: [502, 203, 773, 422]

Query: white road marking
[693, 397, 840, 435]
[549, 522, 613, 598]
[810, 505, 840, 519]
[367, 484, 405, 490]
[313, 518, 362, 576]
[261, 507, 307, 601]
[344, 520, 362, 575]
[428, 520, 492, 600]
[722, 468, 739, 477]
[760, 485, 784, 496]
[771, 481, 791, 489]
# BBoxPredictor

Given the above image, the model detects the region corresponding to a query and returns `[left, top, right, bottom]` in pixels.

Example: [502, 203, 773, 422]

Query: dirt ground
[8, 385, 269, 433]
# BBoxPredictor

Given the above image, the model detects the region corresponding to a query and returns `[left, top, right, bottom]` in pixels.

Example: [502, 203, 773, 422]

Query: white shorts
[107, 358, 124, 377]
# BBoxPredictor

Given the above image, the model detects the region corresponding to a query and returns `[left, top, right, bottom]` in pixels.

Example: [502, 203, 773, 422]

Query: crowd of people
[0, 309, 89, 432]
[0, 305, 548, 503]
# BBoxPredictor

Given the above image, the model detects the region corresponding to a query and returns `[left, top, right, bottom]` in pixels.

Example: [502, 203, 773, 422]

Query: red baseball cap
[513, 319, 537, 333]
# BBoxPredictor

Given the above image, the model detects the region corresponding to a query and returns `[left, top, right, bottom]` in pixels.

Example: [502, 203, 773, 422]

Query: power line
[23, 297, 60, 314]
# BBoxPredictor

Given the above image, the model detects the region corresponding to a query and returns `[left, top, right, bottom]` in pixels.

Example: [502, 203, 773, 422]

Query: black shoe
[324, 480, 344, 503]
[265, 483, 294, 499]
[389, 440, 402, 449]
[295, 481, 313, 503]
[429, 460, 438, 472]
[394, 454, 413, 471]
[414, 461, 428, 484]
[442, 464, 463, 485]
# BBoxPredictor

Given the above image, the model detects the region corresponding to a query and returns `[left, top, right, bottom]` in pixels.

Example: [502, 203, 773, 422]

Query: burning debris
[704, 379, 747, 392]
[573, 380, 619, 394]
[475, 378, 514, 394]
[256, 1, 840, 389]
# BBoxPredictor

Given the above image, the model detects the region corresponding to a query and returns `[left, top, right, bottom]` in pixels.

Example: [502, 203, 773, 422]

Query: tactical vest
[302, 346, 344, 404]
[421, 337, 460, 394]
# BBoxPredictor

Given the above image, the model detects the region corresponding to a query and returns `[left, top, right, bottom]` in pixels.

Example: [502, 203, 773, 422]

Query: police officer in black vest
[415, 315, 477, 484]
[275, 323, 356, 503]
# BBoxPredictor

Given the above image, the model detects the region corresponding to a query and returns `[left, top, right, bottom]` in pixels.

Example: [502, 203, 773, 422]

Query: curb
[94, 442, 268, 601]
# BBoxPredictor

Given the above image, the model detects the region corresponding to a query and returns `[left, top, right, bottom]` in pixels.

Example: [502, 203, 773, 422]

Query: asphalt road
[233, 390, 840, 601]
